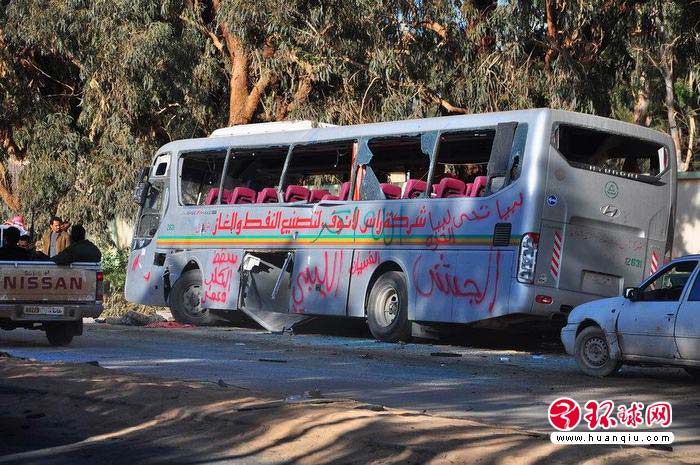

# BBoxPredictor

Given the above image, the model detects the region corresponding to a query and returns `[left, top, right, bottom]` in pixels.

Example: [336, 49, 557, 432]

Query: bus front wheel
[367, 271, 411, 343]
[170, 270, 218, 326]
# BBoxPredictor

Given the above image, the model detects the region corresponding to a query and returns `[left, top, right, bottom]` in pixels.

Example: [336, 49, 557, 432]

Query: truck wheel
[45, 325, 74, 346]
[574, 326, 621, 377]
[170, 270, 217, 326]
[367, 271, 411, 342]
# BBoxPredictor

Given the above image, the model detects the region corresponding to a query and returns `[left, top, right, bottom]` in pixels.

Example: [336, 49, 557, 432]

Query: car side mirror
[624, 287, 639, 301]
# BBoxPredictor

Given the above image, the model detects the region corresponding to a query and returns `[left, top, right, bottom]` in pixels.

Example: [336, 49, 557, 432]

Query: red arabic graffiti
[202, 251, 239, 304]
[292, 251, 344, 313]
[412, 251, 502, 313]
[350, 251, 380, 276]
[131, 253, 152, 282]
[496, 192, 524, 221]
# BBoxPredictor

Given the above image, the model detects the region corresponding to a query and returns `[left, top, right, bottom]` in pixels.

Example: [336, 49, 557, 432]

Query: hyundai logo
[600, 204, 620, 217]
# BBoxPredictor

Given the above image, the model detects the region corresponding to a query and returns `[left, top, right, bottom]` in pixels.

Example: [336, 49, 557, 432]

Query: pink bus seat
[309, 189, 330, 203]
[285, 185, 310, 203]
[435, 177, 467, 198]
[256, 187, 279, 203]
[204, 188, 234, 205]
[338, 182, 351, 201]
[380, 183, 401, 199]
[229, 187, 256, 204]
[402, 179, 427, 199]
[204, 188, 219, 205]
[321, 194, 340, 201]
[470, 176, 487, 197]
[465, 183, 473, 197]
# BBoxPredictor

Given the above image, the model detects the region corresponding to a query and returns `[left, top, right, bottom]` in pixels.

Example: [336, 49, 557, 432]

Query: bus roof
[158, 108, 673, 155]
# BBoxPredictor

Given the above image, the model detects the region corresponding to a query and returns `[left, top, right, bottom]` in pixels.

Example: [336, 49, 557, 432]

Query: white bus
[125, 109, 676, 341]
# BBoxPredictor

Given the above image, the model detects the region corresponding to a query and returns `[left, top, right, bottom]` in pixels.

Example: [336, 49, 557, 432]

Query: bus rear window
[554, 125, 667, 178]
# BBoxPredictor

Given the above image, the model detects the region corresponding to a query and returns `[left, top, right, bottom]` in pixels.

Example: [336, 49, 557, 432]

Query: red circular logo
[548, 397, 581, 431]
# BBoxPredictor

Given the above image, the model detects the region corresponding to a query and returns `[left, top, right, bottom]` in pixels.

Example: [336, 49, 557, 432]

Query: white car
[562, 256, 700, 379]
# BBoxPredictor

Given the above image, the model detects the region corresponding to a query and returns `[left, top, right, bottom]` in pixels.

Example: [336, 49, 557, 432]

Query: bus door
[539, 124, 671, 298]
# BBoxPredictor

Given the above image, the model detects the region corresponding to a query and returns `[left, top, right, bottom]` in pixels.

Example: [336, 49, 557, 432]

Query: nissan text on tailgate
[0, 261, 104, 345]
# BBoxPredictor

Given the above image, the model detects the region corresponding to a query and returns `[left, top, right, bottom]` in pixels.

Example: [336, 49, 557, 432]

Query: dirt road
[0, 322, 698, 463]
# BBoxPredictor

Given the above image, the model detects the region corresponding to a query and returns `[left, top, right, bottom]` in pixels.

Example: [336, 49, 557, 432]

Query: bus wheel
[170, 270, 217, 326]
[574, 326, 621, 377]
[367, 271, 411, 343]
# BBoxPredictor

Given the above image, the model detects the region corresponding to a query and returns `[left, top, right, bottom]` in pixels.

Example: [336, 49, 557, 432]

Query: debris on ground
[354, 403, 386, 412]
[258, 358, 287, 363]
[144, 321, 194, 329]
[284, 389, 323, 403]
[105, 310, 167, 327]
[430, 352, 462, 358]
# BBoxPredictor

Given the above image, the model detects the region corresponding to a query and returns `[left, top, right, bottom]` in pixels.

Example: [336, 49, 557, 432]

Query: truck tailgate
[0, 265, 97, 303]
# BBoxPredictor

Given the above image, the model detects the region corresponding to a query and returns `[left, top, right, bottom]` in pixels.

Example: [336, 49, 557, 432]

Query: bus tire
[45, 324, 74, 346]
[574, 326, 620, 377]
[170, 270, 217, 326]
[367, 271, 411, 343]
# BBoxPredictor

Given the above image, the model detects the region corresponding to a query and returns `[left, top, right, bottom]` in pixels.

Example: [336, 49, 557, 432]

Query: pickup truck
[0, 261, 104, 345]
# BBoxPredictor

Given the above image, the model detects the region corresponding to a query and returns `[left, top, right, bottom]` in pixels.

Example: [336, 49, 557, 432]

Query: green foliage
[101, 247, 130, 293]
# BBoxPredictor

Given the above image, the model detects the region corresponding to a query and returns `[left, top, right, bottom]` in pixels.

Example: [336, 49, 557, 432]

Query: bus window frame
[177, 148, 228, 206]
[278, 139, 358, 203]
[550, 122, 671, 185]
[356, 132, 433, 201]
[177, 144, 291, 207]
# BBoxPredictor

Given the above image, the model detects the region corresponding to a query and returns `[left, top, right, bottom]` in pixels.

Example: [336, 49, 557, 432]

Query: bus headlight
[517, 232, 539, 284]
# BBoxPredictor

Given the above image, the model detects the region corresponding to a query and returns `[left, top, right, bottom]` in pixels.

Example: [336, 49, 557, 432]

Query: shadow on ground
[0, 358, 691, 465]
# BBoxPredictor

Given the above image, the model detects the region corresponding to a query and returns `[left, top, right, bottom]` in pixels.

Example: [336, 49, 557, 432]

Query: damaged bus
[125, 109, 676, 341]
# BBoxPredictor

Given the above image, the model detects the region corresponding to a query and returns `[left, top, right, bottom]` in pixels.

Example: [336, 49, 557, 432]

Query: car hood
[566, 296, 625, 327]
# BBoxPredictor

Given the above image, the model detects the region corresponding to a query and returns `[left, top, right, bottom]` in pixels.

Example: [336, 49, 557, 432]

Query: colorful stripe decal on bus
[155, 234, 522, 247]
[550, 230, 562, 280]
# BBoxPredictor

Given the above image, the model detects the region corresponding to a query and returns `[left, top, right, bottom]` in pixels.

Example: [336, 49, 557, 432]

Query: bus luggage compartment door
[238, 251, 309, 332]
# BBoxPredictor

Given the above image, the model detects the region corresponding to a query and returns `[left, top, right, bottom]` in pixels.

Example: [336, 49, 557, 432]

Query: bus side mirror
[624, 287, 639, 301]
[133, 181, 151, 206]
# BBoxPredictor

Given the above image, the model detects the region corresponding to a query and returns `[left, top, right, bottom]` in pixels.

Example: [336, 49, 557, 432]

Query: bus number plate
[24, 306, 65, 316]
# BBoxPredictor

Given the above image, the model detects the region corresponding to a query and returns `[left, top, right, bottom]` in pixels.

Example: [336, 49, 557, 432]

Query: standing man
[40, 216, 70, 258]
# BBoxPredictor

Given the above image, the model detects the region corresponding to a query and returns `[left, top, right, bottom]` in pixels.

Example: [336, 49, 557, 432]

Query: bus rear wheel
[170, 270, 218, 326]
[367, 271, 411, 343]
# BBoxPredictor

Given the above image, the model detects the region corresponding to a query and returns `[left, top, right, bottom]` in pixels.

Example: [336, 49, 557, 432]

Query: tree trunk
[211, 0, 271, 126]
[660, 53, 684, 170]
[544, 0, 559, 73]
[682, 112, 696, 172]
[632, 71, 651, 126]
